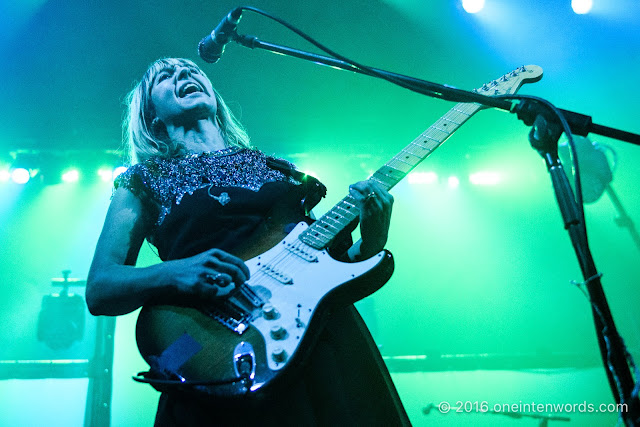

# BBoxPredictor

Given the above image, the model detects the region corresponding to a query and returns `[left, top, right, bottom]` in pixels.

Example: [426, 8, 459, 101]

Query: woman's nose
[175, 66, 192, 80]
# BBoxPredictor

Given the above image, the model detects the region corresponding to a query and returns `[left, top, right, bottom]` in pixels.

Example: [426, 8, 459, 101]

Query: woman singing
[86, 57, 409, 426]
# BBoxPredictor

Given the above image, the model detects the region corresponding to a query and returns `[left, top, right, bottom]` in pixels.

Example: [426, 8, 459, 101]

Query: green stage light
[0, 170, 10, 182]
[448, 176, 460, 188]
[408, 171, 438, 185]
[301, 170, 319, 180]
[98, 168, 113, 182]
[61, 169, 79, 183]
[113, 166, 128, 180]
[99, 165, 128, 183]
[469, 171, 501, 186]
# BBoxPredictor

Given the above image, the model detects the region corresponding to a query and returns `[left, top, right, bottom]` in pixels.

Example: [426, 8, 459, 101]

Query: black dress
[115, 148, 410, 426]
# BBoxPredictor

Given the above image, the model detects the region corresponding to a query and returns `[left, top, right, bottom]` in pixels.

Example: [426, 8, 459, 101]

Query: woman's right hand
[163, 248, 250, 306]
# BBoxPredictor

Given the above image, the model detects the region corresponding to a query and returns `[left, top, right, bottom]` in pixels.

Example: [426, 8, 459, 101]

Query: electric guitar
[135, 65, 543, 397]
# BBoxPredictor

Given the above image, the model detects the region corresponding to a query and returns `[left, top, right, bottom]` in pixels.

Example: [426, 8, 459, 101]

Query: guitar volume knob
[262, 304, 279, 320]
[272, 347, 287, 363]
[270, 325, 287, 340]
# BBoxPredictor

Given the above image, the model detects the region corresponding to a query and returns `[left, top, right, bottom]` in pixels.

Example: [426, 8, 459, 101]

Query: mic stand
[605, 185, 640, 253]
[228, 31, 640, 425]
[521, 111, 639, 426]
[423, 403, 571, 425]
[487, 409, 571, 426]
[232, 33, 640, 145]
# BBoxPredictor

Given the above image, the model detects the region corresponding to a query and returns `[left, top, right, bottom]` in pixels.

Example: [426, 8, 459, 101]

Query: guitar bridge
[204, 302, 253, 335]
[203, 284, 263, 335]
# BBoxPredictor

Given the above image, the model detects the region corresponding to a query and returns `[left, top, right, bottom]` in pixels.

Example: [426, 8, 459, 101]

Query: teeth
[179, 83, 202, 97]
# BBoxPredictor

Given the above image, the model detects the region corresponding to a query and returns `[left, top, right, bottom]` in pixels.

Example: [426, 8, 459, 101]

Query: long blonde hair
[123, 58, 251, 164]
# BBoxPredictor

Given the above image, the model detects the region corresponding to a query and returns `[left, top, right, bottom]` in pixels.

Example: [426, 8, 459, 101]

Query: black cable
[132, 371, 246, 387]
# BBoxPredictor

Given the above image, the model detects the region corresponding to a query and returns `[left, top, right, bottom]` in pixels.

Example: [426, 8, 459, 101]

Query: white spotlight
[113, 166, 128, 180]
[408, 171, 438, 185]
[462, 0, 485, 14]
[572, 0, 593, 14]
[448, 176, 460, 189]
[62, 169, 79, 183]
[469, 171, 501, 186]
[98, 168, 114, 182]
[11, 168, 31, 184]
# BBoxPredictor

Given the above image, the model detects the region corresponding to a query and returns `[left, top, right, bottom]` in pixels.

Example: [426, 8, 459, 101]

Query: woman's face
[149, 62, 217, 127]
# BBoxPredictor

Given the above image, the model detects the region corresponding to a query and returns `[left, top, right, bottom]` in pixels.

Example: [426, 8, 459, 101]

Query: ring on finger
[206, 273, 225, 286]
[364, 191, 376, 203]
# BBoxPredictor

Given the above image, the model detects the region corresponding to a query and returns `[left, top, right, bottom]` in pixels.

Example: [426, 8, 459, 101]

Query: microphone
[198, 7, 243, 63]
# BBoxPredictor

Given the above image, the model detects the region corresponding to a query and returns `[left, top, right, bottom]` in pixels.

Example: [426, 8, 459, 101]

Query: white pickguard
[243, 222, 385, 371]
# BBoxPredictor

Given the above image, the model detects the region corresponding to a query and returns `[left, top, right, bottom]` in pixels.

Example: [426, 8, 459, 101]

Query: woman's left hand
[349, 180, 394, 259]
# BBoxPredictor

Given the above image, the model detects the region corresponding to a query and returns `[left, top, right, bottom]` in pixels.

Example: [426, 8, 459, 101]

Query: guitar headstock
[474, 65, 543, 97]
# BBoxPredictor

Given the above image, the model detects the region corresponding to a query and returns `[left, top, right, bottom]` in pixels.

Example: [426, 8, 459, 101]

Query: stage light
[448, 176, 460, 188]
[113, 166, 127, 179]
[302, 170, 319, 180]
[571, 0, 593, 14]
[98, 166, 128, 182]
[408, 171, 438, 185]
[98, 168, 114, 182]
[11, 168, 31, 184]
[469, 171, 501, 186]
[61, 169, 79, 183]
[462, 0, 485, 14]
[0, 169, 10, 182]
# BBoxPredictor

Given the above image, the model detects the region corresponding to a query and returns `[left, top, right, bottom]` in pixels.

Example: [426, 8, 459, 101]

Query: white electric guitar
[135, 65, 543, 397]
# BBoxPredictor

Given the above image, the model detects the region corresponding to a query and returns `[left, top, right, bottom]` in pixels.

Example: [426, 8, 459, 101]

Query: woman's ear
[150, 117, 168, 139]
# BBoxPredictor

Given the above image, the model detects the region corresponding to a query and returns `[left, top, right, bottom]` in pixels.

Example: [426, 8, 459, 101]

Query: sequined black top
[115, 147, 409, 425]
[114, 147, 307, 261]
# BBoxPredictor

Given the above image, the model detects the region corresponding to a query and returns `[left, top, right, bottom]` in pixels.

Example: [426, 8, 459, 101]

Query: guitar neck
[299, 101, 483, 250]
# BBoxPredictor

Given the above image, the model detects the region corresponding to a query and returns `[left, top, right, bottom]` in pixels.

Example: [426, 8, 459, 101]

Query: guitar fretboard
[299, 101, 482, 250]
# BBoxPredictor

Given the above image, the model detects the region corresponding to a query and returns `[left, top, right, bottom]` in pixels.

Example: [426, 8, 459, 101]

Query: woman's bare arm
[86, 188, 250, 316]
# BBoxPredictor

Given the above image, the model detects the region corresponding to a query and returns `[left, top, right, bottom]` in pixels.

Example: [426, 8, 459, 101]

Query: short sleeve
[114, 163, 151, 199]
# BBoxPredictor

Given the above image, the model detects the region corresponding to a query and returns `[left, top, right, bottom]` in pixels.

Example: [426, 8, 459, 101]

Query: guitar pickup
[260, 264, 293, 285]
[235, 283, 265, 308]
[285, 242, 318, 263]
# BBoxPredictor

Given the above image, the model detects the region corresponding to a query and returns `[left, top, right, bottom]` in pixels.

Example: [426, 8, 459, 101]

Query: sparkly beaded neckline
[115, 148, 300, 228]
[183, 146, 240, 159]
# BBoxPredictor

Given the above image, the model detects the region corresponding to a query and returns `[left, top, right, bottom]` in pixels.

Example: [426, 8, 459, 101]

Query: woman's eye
[157, 73, 169, 82]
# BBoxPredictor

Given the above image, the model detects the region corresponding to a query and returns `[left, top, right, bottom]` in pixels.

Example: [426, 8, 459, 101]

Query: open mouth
[178, 82, 204, 98]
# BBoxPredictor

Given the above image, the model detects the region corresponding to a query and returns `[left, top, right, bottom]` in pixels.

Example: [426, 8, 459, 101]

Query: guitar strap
[266, 156, 356, 261]
[265, 156, 327, 215]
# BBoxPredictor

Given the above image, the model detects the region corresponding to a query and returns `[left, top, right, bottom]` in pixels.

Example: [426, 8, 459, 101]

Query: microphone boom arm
[231, 33, 640, 146]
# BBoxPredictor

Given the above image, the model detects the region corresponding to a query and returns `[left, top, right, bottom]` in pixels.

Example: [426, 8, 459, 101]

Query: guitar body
[136, 222, 394, 397]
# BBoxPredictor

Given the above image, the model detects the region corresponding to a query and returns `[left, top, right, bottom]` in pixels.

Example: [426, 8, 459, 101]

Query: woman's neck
[166, 118, 226, 153]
